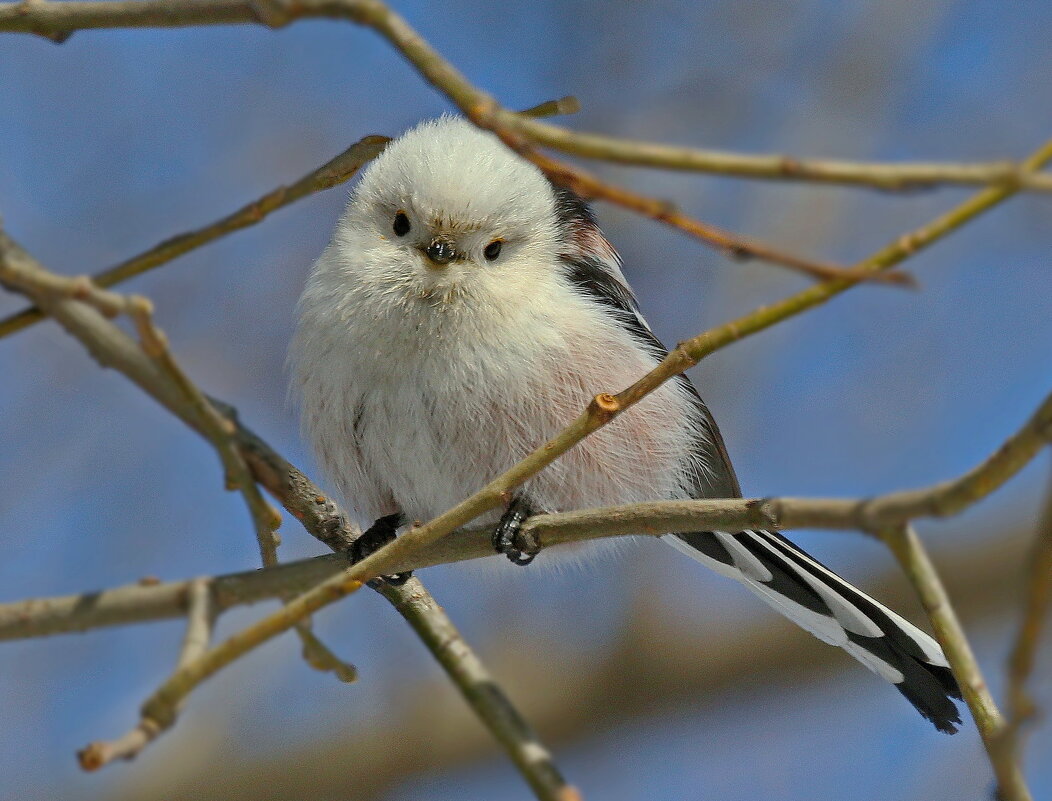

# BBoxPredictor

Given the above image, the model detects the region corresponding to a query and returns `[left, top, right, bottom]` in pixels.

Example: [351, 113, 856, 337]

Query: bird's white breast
[292, 246, 706, 530]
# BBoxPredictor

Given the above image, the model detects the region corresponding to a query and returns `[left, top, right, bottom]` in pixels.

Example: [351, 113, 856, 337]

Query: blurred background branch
[1002, 466, 1052, 764]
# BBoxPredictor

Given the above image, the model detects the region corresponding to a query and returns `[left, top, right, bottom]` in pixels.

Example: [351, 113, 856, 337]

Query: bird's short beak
[423, 237, 457, 267]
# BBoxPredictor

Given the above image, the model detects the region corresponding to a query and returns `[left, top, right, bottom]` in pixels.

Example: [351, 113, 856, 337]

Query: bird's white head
[330, 116, 563, 303]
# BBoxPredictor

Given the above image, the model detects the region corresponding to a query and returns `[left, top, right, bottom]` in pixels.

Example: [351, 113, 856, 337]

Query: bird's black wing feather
[552, 184, 961, 732]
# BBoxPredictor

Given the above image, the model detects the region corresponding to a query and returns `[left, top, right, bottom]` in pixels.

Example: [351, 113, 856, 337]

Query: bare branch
[130, 295, 285, 566]
[0, 134, 389, 339]
[4, 379, 1050, 641]
[518, 95, 581, 119]
[0, 0, 878, 287]
[4, 0, 1050, 196]
[377, 578, 581, 801]
[882, 525, 1031, 801]
[496, 114, 1052, 193]
[486, 129, 912, 286]
[77, 578, 215, 770]
[0, 554, 347, 641]
[1003, 461, 1052, 759]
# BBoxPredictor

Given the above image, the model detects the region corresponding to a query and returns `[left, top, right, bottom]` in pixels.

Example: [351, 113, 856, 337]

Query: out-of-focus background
[2, 1, 1051, 799]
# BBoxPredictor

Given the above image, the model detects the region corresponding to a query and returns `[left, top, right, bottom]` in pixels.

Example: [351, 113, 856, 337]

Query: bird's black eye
[483, 240, 503, 261]
[393, 212, 410, 237]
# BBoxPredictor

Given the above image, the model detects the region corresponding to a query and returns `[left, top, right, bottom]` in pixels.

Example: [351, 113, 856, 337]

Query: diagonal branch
[882, 525, 1031, 801]
[376, 579, 580, 801]
[0, 134, 390, 340]
[4, 0, 1051, 193]
[1002, 459, 1052, 760]
[0, 0, 879, 286]
[483, 129, 910, 285]
[493, 114, 1052, 193]
[0, 230, 578, 800]
[77, 577, 215, 770]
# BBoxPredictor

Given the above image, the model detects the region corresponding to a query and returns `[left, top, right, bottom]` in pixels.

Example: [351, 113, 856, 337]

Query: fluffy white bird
[290, 116, 962, 733]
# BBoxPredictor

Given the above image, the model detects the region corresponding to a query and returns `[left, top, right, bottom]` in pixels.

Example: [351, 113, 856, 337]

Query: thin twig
[1002, 458, 1052, 759]
[0, 0, 879, 287]
[4, 0, 1050, 194]
[0, 134, 390, 340]
[486, 127, 912, 286]
[130, 295, 284, 566]
[1, 231, 574, 794]
[0, 98, 579, 340]
[518, 95, 581, 119]
[136, 568, 366, 733]
[495, 113, 1052, 192]
[77, 578, 215, 770]
[881, 525, 1031, 801]
[377, 578, 581, 801]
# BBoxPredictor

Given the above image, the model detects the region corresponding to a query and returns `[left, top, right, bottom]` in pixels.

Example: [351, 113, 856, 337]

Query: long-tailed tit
[291, 117, 962, 733]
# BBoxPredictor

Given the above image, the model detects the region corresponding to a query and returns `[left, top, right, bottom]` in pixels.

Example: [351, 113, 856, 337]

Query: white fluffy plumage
[291, 117, 708, 528]
[290, 116, 962, 733]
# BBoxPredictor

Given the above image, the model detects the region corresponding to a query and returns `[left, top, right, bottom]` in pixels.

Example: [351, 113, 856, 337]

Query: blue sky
[2, 2, 1051, 800]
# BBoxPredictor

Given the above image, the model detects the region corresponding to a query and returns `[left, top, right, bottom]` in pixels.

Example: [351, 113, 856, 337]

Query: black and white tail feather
[553, 187, 963, 734]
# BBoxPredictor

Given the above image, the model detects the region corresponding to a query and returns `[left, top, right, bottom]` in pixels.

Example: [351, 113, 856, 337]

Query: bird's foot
[492, 497, 539, 566]
[352, 513, 412, 586]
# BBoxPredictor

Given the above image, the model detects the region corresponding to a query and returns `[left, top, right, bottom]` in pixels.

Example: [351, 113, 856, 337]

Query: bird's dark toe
[492, 498, 539, 566]
[352, 513, 412, 586]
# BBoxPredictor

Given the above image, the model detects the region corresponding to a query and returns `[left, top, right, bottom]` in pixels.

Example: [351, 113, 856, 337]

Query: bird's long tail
[665, 528, 963, 733]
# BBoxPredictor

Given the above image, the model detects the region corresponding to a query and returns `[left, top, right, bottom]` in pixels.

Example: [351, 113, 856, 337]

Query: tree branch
[0, 230, 577, 799]
[5, 381, 1050, 641]
[484, 130, 910, 285]
[77, 577, 215, 770]
[1002, 460, 1052, 761]
[4, 1, 1050, 194]
[0, 134, 390, 340]
[882, 525, 1030, 801]
[494, 114, 1052, 193]
[0, 0, 888, 287]
[376, 579, 580, 801]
